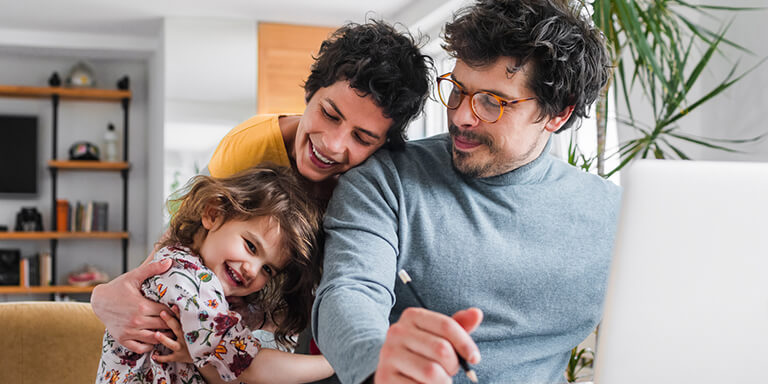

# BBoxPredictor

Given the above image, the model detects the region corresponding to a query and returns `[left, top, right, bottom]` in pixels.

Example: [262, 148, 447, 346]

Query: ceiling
[0, 0, 445, 37]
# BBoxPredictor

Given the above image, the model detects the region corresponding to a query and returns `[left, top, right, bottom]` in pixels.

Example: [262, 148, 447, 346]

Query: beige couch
[0, 301, 106, 383]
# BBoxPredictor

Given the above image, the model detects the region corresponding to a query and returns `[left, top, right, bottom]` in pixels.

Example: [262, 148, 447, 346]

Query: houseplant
[563, 1, 765, 381]
[568, 0, 765, 177]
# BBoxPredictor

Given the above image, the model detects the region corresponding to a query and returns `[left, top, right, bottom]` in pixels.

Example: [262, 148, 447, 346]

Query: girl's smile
[199, 212, 289, 297]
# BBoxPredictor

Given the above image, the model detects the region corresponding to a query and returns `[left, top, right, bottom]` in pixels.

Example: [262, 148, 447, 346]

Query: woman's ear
[201, 204, 220, 230]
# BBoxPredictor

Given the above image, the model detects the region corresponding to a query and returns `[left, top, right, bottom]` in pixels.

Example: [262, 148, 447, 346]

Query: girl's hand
[152, 305, 193, 364]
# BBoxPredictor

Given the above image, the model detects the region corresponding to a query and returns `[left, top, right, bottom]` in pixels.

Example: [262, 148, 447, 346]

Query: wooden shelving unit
[0, 75, 132, 297]
[0, 231, 129, 240]
[0, 285, 95, 294]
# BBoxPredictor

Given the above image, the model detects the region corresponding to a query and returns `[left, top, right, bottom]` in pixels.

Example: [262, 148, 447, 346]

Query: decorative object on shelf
[66, 265, 109, 286]
[117, 76, 129, 90]
[68, 141, 100, 161]
[0, 248, 21, 285]
[14, 207, 43, 232]
[65, 61, 96, 88]
[48, 72, 61, 87]
[103, 123, 119, 162]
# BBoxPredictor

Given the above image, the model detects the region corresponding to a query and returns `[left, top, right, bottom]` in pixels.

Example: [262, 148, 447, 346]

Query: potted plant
[563, 1, 765, 381]
[568, 0, 765, 177]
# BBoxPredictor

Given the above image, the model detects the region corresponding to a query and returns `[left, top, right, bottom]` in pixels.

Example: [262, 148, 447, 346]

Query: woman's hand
[90, 258, 173, 353]
[153, 305, 193, 364]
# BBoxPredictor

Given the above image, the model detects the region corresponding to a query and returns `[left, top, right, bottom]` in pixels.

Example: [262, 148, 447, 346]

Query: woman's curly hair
[443, 0, 611, 132]
[161, 164, 323, 349]
[304, 20, 433, 149]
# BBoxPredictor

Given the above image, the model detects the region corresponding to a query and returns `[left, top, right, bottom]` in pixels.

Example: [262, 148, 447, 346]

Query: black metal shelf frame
[47, 75, 131, 283]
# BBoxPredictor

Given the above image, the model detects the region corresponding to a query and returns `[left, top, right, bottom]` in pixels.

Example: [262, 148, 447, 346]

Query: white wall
[161, 18, 258, 223]
[681, 1, 768, 162]
[0, 53, 151, 300]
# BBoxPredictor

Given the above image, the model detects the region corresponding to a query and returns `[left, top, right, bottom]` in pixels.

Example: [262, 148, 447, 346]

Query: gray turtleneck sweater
[312, 134, 622, 384]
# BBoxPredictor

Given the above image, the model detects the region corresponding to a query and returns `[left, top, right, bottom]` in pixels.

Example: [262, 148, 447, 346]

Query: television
[0, 115, 38, 196]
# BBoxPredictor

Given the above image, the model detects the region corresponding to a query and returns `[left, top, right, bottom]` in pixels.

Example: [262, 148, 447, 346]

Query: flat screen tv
[0, 115, 38, 196]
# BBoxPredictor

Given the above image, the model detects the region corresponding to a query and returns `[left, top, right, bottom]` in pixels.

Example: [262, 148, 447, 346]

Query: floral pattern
[96, 245, 261, 383]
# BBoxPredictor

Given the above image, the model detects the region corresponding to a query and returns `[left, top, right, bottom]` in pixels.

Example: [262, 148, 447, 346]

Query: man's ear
[544, 105, 575, 133]
[201, 203, 220, 231]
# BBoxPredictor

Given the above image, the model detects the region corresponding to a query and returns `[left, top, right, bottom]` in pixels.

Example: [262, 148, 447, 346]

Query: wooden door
[258, 23, 337, 114]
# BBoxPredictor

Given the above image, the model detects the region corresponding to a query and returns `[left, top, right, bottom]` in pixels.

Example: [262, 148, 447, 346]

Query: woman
[91, 20, 432, 354]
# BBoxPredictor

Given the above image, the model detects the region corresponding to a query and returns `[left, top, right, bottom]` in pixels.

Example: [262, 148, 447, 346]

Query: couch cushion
[0, 301, 105, 384]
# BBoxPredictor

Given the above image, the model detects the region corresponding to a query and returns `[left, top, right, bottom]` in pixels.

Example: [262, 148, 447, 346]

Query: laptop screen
[594, 160, 768, 384]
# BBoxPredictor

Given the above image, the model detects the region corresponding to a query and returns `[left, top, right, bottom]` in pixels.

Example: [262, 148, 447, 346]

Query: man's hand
[373, 307, 483, 384]
[90, 259, 172, 353]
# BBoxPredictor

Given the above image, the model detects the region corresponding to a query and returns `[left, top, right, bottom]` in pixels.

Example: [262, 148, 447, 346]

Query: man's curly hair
[304, 20, 433, 149]
[443, 0, 611, 132]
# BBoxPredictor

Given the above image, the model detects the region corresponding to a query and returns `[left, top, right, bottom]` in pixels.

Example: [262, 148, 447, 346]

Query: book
[75, 201, 83, 231]
[70, 201, 76, 232]
[39, 251, 51, 286]
[20, 257, 29, 287]
[84, 201, 93, 232]
[27, 255, 40, 286]
[94, 201, 108, 231]
[56, 199, 69, 232]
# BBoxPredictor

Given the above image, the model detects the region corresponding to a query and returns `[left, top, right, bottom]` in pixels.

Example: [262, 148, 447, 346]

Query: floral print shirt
[97, 245, 261, 384]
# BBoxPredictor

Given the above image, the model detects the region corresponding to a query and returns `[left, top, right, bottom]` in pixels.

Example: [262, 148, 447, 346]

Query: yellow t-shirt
[207, 114, 293, 178]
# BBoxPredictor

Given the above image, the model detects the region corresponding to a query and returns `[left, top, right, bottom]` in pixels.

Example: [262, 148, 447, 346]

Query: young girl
[96, 165, 333, 384]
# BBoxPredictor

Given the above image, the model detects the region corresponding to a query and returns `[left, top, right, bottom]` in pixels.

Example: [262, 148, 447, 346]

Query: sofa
[0, 301, 106, 383]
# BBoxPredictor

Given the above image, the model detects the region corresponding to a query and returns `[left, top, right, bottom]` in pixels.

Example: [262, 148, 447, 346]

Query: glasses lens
[472, 92, 502, 122]
[438, 79, 462, 109]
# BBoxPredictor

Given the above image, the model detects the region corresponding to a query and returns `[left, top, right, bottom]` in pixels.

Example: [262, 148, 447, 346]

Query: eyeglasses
[436, 72, 537, 123]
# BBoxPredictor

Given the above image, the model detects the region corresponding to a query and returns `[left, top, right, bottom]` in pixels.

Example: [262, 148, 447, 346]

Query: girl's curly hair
[161, 164, 323, 349]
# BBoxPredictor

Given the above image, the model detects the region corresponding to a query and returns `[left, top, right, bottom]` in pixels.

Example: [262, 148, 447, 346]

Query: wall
[161, 18, 259, 225]
[680, 1, 768, 162]
[0, 54, 151, 301]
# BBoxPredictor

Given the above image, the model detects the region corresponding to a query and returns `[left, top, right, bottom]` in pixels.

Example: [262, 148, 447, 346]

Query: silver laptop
[594, 160, 768, 384]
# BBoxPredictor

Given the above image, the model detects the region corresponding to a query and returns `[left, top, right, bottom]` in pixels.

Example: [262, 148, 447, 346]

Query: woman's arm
[155, 309, 334, 384]
[90, 229, 173, 353]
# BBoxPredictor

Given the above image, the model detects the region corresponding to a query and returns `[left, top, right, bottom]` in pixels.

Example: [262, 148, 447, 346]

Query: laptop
[593, 160, 768, 384]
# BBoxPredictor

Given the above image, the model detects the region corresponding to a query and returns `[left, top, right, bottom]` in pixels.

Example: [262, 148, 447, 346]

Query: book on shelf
[20, 257, 29, 287]
[56, 199, 70, 231]
[84, 202, 93, 232]
[39, 251, 52, 286]
[69, 200, 109, 232]
[15, 254, 47, 288]
[26, 254, 40, 286]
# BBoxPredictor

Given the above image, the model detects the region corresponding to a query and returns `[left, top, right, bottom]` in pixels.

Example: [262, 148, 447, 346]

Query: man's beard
[449, 124, 497, 178]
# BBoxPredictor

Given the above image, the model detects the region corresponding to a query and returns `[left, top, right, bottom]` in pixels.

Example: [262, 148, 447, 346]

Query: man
[311, 1, 620, 383]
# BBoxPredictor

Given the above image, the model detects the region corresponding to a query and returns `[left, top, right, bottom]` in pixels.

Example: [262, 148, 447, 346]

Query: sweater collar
[456, 137, 553, 186]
